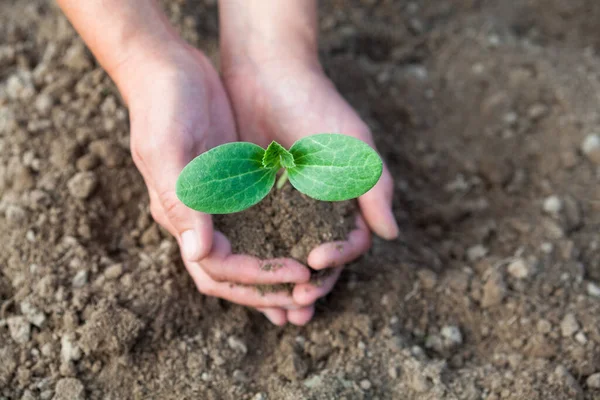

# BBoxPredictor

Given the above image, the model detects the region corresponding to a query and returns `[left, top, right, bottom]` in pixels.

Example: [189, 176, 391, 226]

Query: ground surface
[1, 0, 600, 399]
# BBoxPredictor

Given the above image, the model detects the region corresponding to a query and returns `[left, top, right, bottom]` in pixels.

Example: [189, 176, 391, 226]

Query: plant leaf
[176, 142, 276, 214]
[287, 134, 382, 201]
[262, 141, 296, 169]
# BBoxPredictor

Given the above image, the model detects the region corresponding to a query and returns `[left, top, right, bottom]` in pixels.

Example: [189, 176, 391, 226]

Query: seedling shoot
[176, 134, 383, 214]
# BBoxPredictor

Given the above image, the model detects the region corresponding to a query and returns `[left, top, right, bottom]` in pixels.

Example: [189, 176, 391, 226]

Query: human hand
[222, 57, 399, 325]
[118, 45, 312, 313]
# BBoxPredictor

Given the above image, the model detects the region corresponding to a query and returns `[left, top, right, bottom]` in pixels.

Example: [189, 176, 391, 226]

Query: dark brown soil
[215, 181, 355, 263]
[2, 0, 600, 400]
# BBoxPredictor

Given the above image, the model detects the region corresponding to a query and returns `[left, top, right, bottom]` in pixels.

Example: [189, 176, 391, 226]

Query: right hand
[118, 45, 311, 324]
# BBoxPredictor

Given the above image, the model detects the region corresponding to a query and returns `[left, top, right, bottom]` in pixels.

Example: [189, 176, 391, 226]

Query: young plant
[176, 133, 383, 214]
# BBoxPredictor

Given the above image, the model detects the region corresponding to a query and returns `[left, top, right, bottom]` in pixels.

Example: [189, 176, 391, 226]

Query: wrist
[219, 0, 320, 73]
[110, 38, 193, 106]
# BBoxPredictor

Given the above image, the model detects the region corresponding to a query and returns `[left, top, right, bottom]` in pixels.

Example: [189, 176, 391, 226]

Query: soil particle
[60, 333, 82, 363]
[79, 303, 144, 355]
[103, 264, 123, 280]
[581, 133, 600, 164]
[0, 346, 17, 386]
[560, 313, 580, 338]
[507, 258, 534, 279]
[542, 195, 563, 215]
[20, 301, 46, 328]
[7, 316, 31, 344]
[227, 336, 247, 354]
[278, 352, 310, 381]
[67, 172, 97, 199]
[88, 139, 126, 168]
[52, 377, 85, 400]
[586, 373, 600, 389]
[480, 269, 506, 308]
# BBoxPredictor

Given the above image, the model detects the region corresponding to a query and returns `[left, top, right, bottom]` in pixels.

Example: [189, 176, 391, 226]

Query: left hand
[222, 57, 398, 325]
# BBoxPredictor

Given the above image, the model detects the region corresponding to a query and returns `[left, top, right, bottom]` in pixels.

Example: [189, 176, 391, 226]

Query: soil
[1, 0, 600, 400]
[215, 183, 355, 263]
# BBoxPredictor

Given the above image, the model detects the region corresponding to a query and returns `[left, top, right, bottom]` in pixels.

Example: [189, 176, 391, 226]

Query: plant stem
[276, 169, 289, 189]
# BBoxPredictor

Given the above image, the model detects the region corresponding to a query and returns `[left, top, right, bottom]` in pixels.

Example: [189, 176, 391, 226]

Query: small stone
[587, 282, 600, 297]
[20, 301, 46, 328]
[560, 313, 580, 337]
[35, 94, 54, 116]
[7, 317, 31, 344]
[581, 134, 600, 164]
[481, 270, 506, 308]
[541, 242, 554, 254]
[536, 319, 552, 334]
[278, 352, 309, 381]
[72, 270, 88, 288]
[227, 336, 248, 354]
[88, 139, 126, 168]
[251, 393, 267, 400]
[63, 42, 92, 71]
[360, 379, 372, 390]
[425, 334, 443, 353]
[6, 205, 27, 224]
[528, 103, 548, 120]
[467, 245, 488, 262]
[52, 378, 85, 400]
[575, 331, 588, 345]
[21, 390, 36, 400]
[417, 269, 438, 289]
[60, 334, 82, 363]
[140, 225, 161, 246]
[67, 172, 97, 199]
[441, 325, 463, 346]
[6, 71, 35, 100]
[587, 373, 600, 389]
[0, 346, 17, 386]
[543, 195, 563, 215]
[525, 334, 557, 358]
[388, 366, 399, 379]
[303, 375, 323, 388]
[104, 264, 123, 280]
[232, 369, 249, 383]
[507, 258, 533, 279]
[75, 153, 99, 171]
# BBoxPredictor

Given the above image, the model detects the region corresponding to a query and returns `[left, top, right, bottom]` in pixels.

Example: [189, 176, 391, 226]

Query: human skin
[56, 0, 398, 325]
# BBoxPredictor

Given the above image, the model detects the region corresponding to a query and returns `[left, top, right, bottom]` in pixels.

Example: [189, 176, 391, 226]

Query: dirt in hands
[215, 182, 356, 263]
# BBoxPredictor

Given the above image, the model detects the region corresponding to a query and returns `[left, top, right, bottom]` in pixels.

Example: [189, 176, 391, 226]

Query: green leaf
[262, 141, 296, 169]
[176, 142, 276, 214]
[287, 134, 382, 201]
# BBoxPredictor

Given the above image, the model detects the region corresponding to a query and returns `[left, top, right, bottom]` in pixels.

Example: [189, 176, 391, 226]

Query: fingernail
[382, 210, 399, 240]
[181, 230, 200, 261]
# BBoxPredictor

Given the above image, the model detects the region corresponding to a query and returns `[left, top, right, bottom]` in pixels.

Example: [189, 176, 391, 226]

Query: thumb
[358, 164, 399, 240]
[149, 149, 214, 262]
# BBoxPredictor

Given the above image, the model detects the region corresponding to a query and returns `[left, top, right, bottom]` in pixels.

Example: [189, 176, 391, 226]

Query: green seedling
[176, 133, 383, 214]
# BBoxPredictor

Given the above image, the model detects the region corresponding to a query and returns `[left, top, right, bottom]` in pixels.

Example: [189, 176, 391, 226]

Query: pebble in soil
[214, 183, 356, 293]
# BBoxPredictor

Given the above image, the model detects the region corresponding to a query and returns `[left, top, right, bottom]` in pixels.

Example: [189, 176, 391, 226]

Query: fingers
[358, 164, 399, 240]
[256, 307, 288, 326]
[185, 260, 300, 308]
[292, 267, 344, 307]
[151, 189, 214, 262]
[138, 134, 214, 262]
[307, 216, 371, 270]
[199, 232, 311, 285]
[287, 305, 315, 326]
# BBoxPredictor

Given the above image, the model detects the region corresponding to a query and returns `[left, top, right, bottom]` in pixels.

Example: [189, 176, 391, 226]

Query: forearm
[56, 0, 185, 101]
[219, 0, 320, 69]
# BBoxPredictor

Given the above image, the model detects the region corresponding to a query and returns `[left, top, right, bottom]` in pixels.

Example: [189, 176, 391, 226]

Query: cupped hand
[223, 57, 399, 325]
[120, 46, 311, 316]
